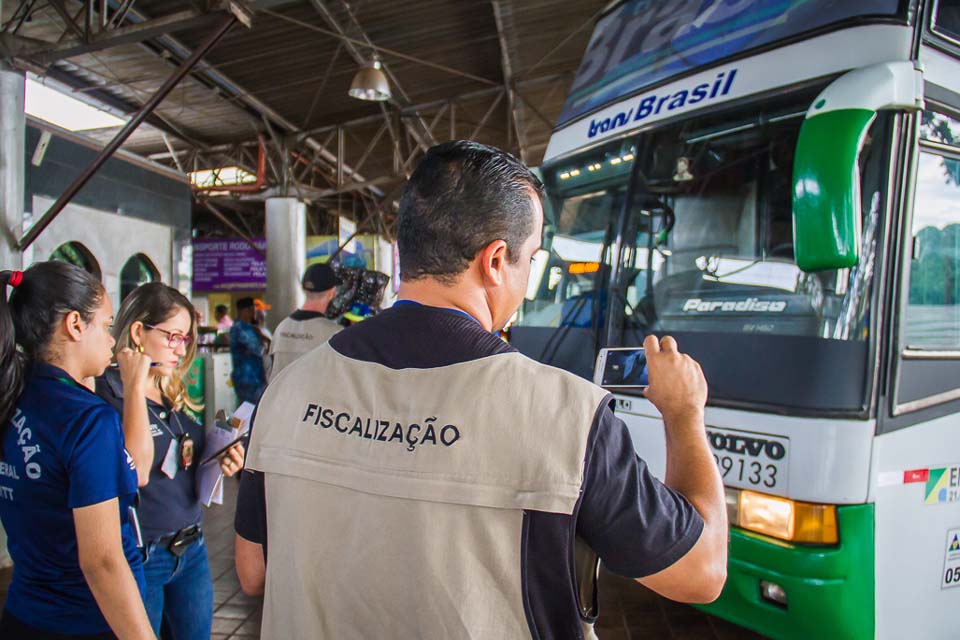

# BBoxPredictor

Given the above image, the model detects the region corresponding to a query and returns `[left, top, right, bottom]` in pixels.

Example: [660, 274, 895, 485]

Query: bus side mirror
[792, 62, 923, 272]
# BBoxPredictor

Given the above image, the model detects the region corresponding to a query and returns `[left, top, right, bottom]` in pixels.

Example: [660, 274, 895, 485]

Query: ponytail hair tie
[8, 271, 23, 288]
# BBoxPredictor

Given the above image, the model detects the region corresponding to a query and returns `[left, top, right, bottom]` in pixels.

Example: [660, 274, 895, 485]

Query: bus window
[518, 139, 632, 330]
[905, 111, 960, 350]
[932, 1, 960, 43]
[512, 139, 632, 376]
[617, 101, 890, 344]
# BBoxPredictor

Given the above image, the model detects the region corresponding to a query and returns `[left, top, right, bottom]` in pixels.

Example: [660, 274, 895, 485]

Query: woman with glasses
[95, 283, 244, 639]
[0, 263, 153, 639]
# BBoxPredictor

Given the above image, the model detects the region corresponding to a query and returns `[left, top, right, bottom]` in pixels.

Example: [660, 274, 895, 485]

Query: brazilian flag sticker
[925, 467, 960, 505]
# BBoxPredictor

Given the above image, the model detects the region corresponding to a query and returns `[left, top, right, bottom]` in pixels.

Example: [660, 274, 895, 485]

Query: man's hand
[636, 334, 726, 603]
[642, 334, 707, 425]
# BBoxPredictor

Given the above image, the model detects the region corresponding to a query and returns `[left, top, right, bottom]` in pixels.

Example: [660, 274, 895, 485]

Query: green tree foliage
[910, 224, 960, 306]
[921, 111, 960, 186]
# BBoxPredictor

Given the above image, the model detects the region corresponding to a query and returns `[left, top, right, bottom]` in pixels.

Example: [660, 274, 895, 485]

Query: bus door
[873, 106, 960, 638]
[510, 138, 635, 379]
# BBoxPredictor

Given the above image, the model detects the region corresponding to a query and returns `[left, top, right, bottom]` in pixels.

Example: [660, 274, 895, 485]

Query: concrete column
[0, 65, 25, 272]
[0, 65, 22, 569]
[265, 197, 305, 331]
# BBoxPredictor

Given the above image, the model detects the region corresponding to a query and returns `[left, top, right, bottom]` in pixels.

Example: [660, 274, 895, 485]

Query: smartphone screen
[600, 348, 649, 388]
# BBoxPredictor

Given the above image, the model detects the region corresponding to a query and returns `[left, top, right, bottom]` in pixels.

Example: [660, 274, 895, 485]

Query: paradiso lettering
[588, 69, 738, 139]
[683, 297, 787, 313]
[301, 404, 461, 453]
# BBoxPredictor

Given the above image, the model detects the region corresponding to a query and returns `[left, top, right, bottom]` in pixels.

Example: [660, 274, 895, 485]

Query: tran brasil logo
[683, 298, 787, 313]
[588, 69, 737, 139]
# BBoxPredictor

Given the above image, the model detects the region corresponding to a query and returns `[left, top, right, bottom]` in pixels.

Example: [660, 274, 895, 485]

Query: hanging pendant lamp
[349, 60, 391, 102]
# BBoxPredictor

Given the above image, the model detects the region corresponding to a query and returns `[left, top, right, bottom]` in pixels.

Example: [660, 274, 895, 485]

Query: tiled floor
[205, 477, 262, 639]
[594, 568, 766, 639]
[0, 477, 765, 639]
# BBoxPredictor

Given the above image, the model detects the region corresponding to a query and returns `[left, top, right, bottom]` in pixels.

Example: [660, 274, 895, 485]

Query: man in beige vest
[267, 263, 342, 381]
[235, 141, 727, 639]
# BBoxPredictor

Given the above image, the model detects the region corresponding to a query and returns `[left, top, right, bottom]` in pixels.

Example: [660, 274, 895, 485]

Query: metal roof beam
[261, 9, 498, 88]
[305, 0, 434, 152]
[41, 65, 212, 150]
[24, 9, 228, 63]
[45, 0, 86, 41]
[113, 2, 381, 195]
[18, 13, 238, 250]
[491, 0, 525, 161]
[295, 73, 565, 139]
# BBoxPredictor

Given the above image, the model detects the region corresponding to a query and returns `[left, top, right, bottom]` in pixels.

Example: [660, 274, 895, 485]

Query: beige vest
[268, 314, 341, 381]
[246, 343, 609, 639]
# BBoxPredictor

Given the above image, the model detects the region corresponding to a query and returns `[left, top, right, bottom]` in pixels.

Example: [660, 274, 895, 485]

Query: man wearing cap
[234, 141, 727, 638]
[229, 297, 267, 405]
[267, 263, 343, 380]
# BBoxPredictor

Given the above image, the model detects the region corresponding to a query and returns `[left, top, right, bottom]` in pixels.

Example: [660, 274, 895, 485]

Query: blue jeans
[142, 534, 213, 640]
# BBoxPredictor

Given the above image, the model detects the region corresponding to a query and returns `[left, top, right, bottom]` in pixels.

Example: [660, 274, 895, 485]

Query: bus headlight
[729, 488, 838, 544]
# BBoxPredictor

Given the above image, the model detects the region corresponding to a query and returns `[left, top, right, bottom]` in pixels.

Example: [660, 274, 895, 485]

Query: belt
[155, 524, 202, 557]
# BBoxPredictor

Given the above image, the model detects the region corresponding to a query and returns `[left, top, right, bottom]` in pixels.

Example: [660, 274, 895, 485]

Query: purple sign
[192, 237, 266, 291]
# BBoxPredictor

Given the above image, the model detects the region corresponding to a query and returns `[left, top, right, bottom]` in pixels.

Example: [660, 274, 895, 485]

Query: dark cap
[302, 263, 342, 292]
[236, 297, 255, 310]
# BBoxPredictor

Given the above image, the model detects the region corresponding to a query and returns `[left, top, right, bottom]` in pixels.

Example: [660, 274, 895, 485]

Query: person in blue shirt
[95, 283, 244, 639]
[229, 297, 266, 404]
[0, 262, 154, 639]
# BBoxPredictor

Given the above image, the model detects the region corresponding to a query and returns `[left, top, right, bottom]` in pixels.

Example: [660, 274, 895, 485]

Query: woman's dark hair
[397, 140, 544, 284]
[113, 282, 200, 412]
[0, 262, 105, 436]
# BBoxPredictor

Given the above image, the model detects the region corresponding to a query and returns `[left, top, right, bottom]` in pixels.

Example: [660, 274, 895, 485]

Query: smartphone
[594, 347, 649, 390]
[200, 431, 250, 465]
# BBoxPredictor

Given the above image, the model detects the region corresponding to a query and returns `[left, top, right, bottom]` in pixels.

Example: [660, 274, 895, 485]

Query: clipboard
[197, 402, 254, 506]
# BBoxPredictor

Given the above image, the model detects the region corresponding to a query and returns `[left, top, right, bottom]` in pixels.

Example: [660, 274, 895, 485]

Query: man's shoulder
[494, 351, 609, 402]
[274, 316, 296, 331]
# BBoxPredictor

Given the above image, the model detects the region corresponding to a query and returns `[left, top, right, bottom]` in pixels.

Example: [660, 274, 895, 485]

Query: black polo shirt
[96, 369, 206, 541]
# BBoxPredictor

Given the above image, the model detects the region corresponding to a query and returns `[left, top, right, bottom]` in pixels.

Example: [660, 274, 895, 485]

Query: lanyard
[56, 375, 94, 394]
[393, 299, 482, 326]
[147, 403, 185, 441]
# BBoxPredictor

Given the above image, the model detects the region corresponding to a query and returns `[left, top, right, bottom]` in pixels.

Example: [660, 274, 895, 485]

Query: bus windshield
[515, 92, 891, 413]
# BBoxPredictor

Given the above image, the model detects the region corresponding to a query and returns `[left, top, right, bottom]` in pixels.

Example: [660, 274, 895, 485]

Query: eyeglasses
[144, 324, 193, 349]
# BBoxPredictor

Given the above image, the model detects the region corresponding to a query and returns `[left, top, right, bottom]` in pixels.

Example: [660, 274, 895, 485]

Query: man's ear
[63, 310, 85, 342]
[479, 239, 509, 286]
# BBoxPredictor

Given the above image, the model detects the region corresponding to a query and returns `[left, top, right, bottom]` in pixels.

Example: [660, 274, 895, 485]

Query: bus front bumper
[697, 504, 874, 640]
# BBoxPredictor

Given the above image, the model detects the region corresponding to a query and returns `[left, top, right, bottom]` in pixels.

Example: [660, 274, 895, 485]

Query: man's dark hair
[397, 140, 544, 283]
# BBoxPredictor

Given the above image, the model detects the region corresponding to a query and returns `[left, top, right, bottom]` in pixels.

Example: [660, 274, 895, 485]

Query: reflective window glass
[50, 241, 101, 280]
[933, 1, 960, 42]
[905, 151, 960, 350]
[920, 110, 960, 149]
[120, 254, 160, 303]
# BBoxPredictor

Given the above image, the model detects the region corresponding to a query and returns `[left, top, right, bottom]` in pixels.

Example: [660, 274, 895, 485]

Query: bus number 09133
[714, 454, 778, 488]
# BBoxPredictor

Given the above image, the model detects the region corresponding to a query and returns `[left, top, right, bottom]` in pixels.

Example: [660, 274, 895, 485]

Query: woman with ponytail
[94, 283, 244, 639]
[0, 262, 154, 639]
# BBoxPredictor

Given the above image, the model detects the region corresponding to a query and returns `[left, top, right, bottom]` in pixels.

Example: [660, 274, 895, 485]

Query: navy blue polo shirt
[236, 303, 704, 638]
[0, 363, 144, 635]
[95, 369, 205, 541]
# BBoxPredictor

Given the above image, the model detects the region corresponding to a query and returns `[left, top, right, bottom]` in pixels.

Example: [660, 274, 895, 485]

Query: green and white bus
[509, 1, 960, 638]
